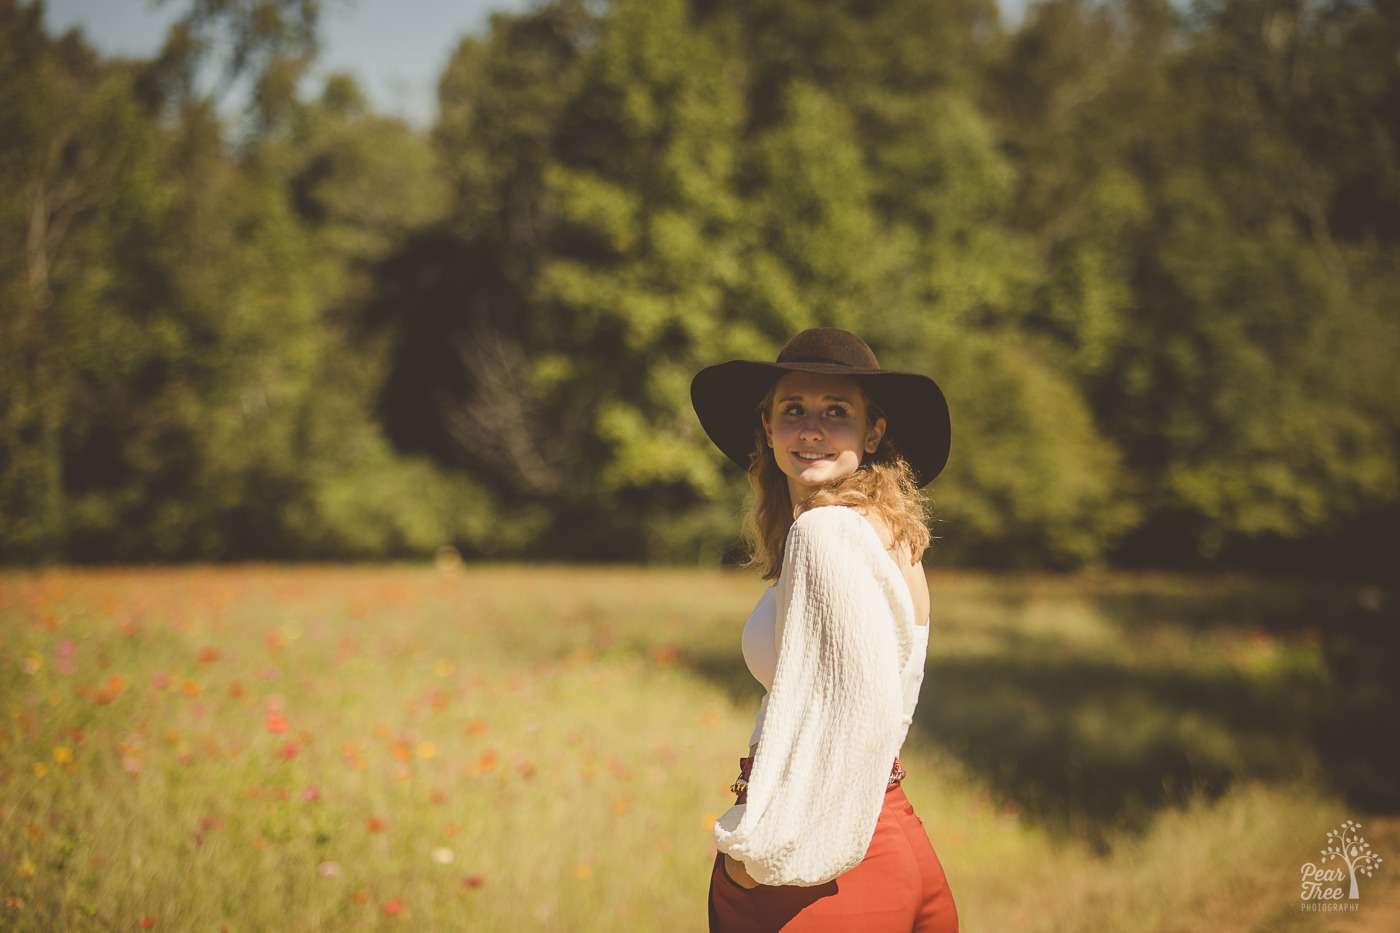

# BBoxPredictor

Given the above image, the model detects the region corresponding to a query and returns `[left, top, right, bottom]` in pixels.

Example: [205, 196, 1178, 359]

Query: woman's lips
[793, 451, 833, 461]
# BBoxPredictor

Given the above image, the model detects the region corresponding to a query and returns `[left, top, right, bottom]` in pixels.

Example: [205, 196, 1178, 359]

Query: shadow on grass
[686, 578, 1400, 845]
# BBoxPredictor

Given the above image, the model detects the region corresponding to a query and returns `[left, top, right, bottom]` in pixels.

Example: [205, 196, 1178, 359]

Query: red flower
[278, 743, 298, 761]
[382, 900, 403, 916]
[265, 713, 290, 734]
[463, 874, 486, 889]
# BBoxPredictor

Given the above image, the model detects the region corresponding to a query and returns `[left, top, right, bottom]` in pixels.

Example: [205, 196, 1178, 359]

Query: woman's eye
[782, 405, 803, 417]
[825, 406, 849, 418]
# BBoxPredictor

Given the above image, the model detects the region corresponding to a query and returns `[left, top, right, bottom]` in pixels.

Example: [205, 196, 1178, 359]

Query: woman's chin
[787, 461, 856, 490]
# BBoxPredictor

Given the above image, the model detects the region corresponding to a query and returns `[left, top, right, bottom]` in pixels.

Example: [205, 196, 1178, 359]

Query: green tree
[368, 1, 598, 555]
[0, 3, 176, 559]
[988, 0, 1400, 565]
[533, 0, 750, 559]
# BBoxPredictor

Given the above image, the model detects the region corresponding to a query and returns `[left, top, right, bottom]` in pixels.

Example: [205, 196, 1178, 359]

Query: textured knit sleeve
[712, 506, 916, 886]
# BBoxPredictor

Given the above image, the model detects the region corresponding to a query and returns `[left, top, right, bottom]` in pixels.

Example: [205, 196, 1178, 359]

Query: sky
[42, 0, 1029, 128]
[42, 0, 534, 127]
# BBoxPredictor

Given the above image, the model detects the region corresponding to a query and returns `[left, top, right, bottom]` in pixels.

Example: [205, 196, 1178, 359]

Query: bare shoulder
[905, 560, 930, 626]
[852, 509, 895, 550]
[853, 509, 930, 624]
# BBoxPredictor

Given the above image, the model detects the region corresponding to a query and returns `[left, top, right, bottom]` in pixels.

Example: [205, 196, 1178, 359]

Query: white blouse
[742, 585, 928, 750]
[713, 506, 926, 886]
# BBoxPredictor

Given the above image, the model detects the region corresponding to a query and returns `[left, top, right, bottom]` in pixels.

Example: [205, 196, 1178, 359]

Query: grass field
[1, 563, 1396, 931]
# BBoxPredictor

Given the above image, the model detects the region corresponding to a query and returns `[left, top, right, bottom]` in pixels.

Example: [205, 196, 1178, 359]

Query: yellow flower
[52, 745, 73, 765]
[17, 858, 37, 878]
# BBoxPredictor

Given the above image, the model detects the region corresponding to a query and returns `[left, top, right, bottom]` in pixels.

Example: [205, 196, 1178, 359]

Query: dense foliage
[2, 0, 1396, 572]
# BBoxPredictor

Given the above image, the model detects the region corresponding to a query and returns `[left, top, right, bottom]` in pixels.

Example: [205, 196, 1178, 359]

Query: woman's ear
[865, 416, 887, 454]
[761, 411, 774, 448]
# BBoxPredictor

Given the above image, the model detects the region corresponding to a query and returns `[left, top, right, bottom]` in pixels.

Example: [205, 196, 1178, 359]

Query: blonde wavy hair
[742, 383, 932, 580]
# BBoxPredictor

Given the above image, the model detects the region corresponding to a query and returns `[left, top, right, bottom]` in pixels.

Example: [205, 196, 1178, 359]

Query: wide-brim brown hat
[690, 327, 950, 487]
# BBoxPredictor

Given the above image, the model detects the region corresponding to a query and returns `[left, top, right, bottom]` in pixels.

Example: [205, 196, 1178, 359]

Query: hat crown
[775, 328, 879, 370]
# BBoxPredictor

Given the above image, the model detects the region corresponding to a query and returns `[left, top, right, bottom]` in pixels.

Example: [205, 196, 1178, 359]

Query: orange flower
[382, 900, 403, 916]
[265, 713, 290, 734]
[468, 748, 500, 776]
[391, 742, 412, 762]
[350, 890, 369, 905]
[196, 646, 221, 664]
[467, 718, 487, 736]
[140, 917, 155, 929]
[367, 816, 387, 833]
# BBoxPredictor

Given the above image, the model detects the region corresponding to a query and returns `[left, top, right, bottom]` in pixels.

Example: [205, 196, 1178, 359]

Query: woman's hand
[723, 854, 760, 889]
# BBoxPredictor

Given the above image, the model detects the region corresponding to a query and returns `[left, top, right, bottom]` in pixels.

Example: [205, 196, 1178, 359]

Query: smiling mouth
[793, 451, 834, 462]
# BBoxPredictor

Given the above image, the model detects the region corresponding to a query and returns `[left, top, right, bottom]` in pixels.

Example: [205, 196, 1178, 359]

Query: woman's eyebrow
[778, 394, 853, 404]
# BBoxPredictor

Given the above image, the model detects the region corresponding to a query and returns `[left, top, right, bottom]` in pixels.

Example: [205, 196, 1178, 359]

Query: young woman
[690, 328, 958, 932]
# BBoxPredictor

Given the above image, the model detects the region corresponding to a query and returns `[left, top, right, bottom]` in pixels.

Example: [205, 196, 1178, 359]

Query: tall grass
[0, 566, 1378, 930]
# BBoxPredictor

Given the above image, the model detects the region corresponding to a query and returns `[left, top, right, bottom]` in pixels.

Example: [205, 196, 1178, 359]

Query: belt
[729, 756, 905, 805]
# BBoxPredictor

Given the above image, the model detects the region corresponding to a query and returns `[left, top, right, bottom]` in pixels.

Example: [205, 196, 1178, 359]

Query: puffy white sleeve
[712, 506, 916, 886]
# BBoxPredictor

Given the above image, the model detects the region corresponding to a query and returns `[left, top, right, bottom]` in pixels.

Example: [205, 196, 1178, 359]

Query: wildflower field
[1, 564, 1396, 931]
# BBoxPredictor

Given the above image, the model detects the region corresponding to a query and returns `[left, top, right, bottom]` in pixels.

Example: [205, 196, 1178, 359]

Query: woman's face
[761, 371, 886, 504]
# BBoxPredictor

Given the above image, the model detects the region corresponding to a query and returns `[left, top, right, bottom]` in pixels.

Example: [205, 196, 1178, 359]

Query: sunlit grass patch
[0, 566, 1372, 930]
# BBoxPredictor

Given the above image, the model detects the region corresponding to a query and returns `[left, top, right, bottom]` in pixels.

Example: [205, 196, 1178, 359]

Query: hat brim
[690, 359, 950, 487]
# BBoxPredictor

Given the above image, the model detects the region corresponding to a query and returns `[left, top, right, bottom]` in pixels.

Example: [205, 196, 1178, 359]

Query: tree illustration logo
[1301, 820, 1385, 904]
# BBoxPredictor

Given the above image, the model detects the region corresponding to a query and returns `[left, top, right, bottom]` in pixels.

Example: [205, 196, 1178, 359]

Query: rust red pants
[707, 785, 958, 932]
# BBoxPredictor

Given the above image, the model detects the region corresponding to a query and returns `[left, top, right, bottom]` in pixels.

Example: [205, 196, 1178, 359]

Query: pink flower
[382, 900, 403, 916]
[300, 785, 321, 803]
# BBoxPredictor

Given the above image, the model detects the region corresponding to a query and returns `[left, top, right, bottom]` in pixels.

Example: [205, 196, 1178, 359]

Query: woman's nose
[798, 417, 823, 440]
